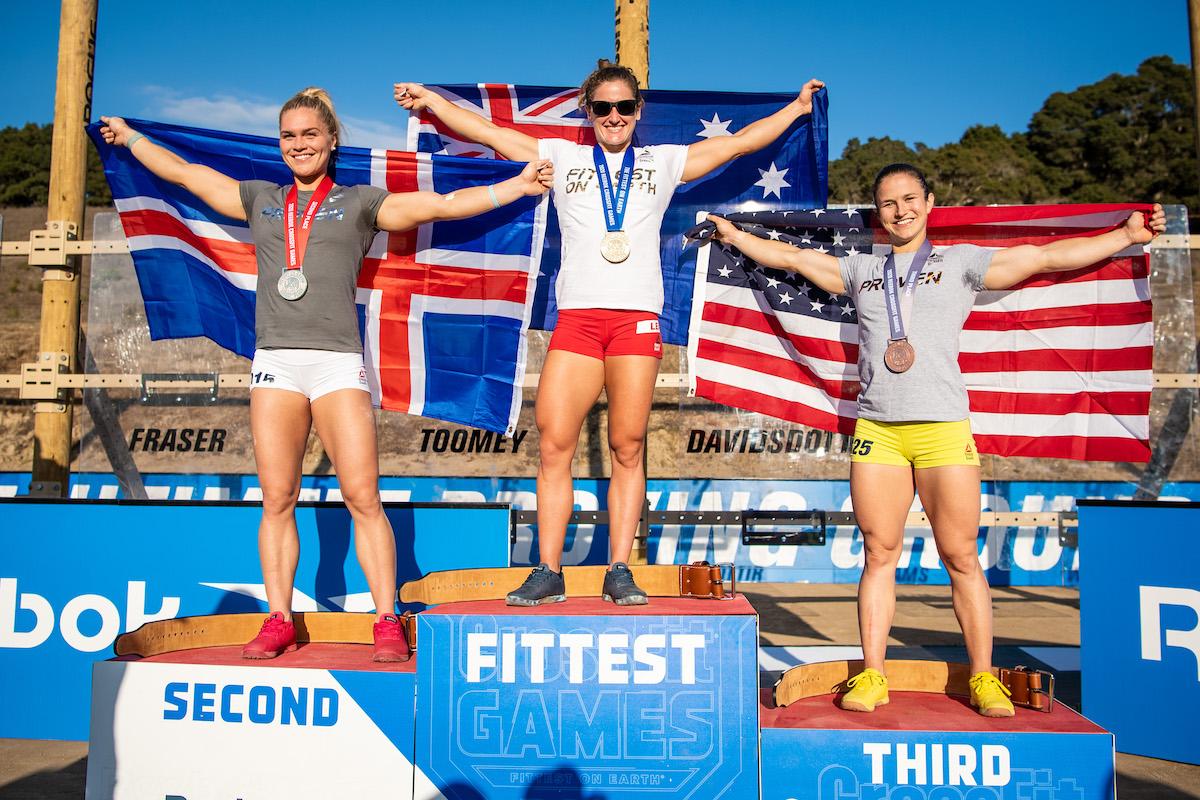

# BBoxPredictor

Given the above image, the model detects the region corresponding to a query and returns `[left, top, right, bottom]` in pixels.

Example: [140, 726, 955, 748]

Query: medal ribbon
[882, 238, 933, 342]
[593, 145, 635, 232]
[284, 175, 334, 275]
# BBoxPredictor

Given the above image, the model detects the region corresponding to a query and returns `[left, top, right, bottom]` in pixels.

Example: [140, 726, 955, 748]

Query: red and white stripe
[688, 204, 1155, 462]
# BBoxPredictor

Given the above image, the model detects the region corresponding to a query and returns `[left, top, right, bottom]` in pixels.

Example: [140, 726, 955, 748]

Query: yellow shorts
[849, 418, 980, 468]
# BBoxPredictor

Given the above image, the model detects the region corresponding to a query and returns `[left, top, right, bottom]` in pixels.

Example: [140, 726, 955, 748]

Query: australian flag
[87, 119, 549, 435]
[409, 84, 830, 345]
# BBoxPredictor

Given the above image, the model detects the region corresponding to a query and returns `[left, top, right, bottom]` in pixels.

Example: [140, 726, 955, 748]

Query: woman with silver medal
[708, 163, 1165, 717]
[396, 63, 825, 607]
[100, 88, 553, 662]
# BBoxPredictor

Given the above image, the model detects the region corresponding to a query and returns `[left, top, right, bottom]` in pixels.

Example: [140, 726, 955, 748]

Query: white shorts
[250, 349, 369, 402]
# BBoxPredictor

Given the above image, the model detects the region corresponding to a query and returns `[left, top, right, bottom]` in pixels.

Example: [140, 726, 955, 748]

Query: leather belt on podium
[114, 612, 375, 658]
[398, 562, 735, 605]
[773, 660, 1055, 712]
[115, 564, 732, 658]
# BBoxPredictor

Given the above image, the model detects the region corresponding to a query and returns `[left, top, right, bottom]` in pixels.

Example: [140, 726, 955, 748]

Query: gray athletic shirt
[838, 243, 993, 422]
[240, 181, 388, 353]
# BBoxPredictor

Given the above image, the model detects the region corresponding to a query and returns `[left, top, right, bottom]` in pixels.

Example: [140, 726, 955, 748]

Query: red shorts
[548, 309, 663, 360]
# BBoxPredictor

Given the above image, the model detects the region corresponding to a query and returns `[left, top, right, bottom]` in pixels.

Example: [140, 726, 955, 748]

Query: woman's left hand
[794, 79, 826, 115]
[519, 159, 554, 195]
[1127, 203, 1166, 244]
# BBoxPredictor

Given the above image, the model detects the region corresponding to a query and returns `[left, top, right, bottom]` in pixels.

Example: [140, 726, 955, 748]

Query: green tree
[0, 123, 53, 205]
[0, 122, 112, 207]
[922, 125, 1046, 205]
[1026, 55, 1197, 209]
[828, 136, 921, 205]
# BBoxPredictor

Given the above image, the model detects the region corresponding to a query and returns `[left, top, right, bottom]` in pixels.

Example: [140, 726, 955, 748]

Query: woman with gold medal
[396, 63, 824, 606]
[100, 88, 554, 662]
[708, 163, 1165, 716]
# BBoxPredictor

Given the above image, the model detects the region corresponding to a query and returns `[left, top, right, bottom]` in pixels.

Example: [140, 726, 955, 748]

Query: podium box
[415, 595, 760, 799]
[85, 645, 417, 800]
[760, 691, 1115, 800]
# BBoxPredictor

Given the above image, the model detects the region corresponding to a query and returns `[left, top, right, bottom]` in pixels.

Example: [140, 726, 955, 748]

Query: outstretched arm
[99, 117, 245, 221]
[374, 159, 553, 232]
[984, 204, 1166, 290]
[682, 79, 824, 183]
[394, 83, 540, 163]
[707, 214, 845, 294]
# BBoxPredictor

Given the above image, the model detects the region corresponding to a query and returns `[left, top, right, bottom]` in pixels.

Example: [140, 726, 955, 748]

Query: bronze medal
[600, 230, 631, 263]
[884, 339, 915, 373]
[277, 271, 308, 301]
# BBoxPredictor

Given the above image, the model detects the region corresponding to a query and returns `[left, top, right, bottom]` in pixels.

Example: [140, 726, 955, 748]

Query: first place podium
[415, 595, 760, 798]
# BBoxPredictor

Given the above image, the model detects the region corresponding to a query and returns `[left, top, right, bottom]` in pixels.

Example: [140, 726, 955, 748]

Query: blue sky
[2, 1, 1191, 159]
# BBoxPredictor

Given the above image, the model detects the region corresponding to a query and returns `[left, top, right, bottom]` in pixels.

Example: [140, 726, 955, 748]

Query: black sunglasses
[589, 99, 638, 117]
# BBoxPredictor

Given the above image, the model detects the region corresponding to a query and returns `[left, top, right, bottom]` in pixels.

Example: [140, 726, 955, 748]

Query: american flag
[409, 83, 829, 345]
[687, 205, 1155, 462]
[86, 119, 548, 435]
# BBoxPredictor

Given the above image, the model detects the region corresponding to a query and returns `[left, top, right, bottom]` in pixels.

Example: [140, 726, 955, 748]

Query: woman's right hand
[99, 116, 135, 147]
[393, 83, 430, 112]
[707, 214, 745, 246]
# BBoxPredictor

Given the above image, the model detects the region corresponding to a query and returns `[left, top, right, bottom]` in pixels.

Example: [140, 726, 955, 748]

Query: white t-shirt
[538, 139, 688, 314]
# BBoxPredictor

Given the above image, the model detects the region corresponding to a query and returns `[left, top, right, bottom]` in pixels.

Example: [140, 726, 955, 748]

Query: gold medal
[600, 230, 631, 263]
[884, 339, 915, 373]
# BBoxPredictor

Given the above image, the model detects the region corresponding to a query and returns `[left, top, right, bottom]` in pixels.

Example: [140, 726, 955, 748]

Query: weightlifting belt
[114, 612, 376, 658]
[114, 564, 730, 658]
[773, 659, 1055, 712]
[398, 562, 735, 605]
[999, 666, 1055, 712]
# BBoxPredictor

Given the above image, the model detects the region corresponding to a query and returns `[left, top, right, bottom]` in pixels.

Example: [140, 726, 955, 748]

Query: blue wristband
[488, 184, 500, 210]
[126, 132, 145, 149]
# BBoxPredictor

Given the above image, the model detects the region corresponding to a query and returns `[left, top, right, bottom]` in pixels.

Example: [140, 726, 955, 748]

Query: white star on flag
[696, 113, 734, 138]
[754, 161, 791, 199]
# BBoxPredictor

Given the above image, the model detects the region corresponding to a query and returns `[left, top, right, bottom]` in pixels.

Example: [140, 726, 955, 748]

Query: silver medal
[600, 231, 631, 263]
[277, 270, 308, 301]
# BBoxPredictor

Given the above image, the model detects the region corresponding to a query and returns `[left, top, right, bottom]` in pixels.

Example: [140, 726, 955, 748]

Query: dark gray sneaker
[506, 564, 566, 606]
[602, 562, 648, 605]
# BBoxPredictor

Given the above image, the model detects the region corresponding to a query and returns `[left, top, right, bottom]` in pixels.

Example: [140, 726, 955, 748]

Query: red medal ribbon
[284, 175, 334, 273]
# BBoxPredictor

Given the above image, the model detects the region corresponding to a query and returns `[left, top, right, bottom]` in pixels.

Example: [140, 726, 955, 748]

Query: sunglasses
[589, 99, 638, 117]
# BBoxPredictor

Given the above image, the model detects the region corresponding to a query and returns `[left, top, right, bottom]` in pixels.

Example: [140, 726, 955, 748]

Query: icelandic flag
[409, 84, 829, 345]
[86, 119, 548, 435]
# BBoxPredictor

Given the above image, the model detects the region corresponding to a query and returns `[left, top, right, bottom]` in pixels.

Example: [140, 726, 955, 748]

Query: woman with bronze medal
[396, 64, 825, 606]
[99, 88, 554, 661]
[708, 163, 1164, 716]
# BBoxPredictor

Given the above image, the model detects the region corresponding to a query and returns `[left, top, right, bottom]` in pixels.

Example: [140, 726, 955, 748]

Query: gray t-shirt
[240, 181, 388, 353]
[838, 243, 993, 422]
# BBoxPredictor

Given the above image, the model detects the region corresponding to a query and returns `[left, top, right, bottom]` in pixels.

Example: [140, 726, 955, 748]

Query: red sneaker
[373, 614, 411, 663]
[242, 612, 297, 659]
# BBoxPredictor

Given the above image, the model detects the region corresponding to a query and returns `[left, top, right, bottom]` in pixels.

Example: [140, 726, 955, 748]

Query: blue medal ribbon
[882, 238, 933, 342]
[593, 145, 635, 233]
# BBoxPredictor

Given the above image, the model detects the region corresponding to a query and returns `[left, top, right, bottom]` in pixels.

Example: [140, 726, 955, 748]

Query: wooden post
[615, 0, 651, 563]
[1190, 0, 1200, 194]
[614, 0, 650, 89]
[31, 0, 98, 495]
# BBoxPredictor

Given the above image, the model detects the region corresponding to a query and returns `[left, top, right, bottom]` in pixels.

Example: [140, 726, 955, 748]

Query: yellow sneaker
[969, 671, 1015, 717]
[840, 668, 889, 712]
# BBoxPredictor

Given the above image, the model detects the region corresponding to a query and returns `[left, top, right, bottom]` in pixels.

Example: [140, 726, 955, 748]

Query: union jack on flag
[409, 83, 830, 345]
[87, 119, 548, 435]
[687, 205, 1155, 462]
